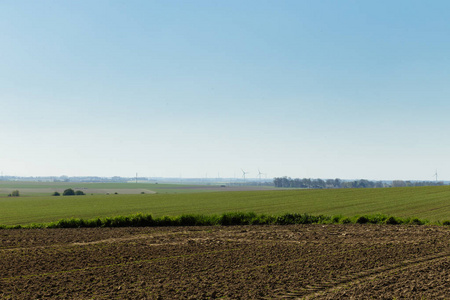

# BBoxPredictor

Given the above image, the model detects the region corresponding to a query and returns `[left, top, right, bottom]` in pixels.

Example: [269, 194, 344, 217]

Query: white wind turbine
[241, 169, 249, 181]
[257, 168, 263, 181]
[257, 168, 267, 185]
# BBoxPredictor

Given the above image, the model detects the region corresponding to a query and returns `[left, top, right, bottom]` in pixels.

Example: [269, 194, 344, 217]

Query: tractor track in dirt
[280, 250, 450, 299]
[0, 225, 448, 299]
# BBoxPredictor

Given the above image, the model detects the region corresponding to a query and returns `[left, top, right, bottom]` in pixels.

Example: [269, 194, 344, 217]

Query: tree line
[273, 177, 445, 189]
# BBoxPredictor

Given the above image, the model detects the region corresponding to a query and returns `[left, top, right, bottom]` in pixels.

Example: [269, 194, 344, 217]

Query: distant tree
[392, 180, 406, 187]
[75, 190, 85, 195]
[325, 179, 335, 188]
[334, 178, 342, 188]
[63, 188, 75, 196]
[273, 177, 282, 187]
[281, 177, 291, 188]
[314, 179, 326, 189]
[52, 191, 60, 196]
[302, 178, 311, 188]
[356, 179, 372, 188]
[8, 190, 20, 197]
[341, 181, 353, 188]
[375, 181, 385, 188]
[293, 178, 302, 188]
[273, 176, 409, 189]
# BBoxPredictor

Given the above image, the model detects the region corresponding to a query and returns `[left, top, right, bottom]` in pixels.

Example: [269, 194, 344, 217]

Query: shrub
[407, 217, 425, 225]
[219, 212, 258, 226]
[177, 214, 201, 226]
[275, 213, 324, 225]
[102, 216, 129, 227]
[63, 188, 75, 196]
[251, 214, 275, 225]
[28, 223, 45, 229]
[158, 216, 176, 226]
[75, 190, 85, 196]
[355, 216, 369, 224]
[384, 216, 400, 225]
[52, 191, 60, 196]
[340, 217, 352, 224]
[276, 213, 302, 225]
[366, 215, 381, 224]
[331, 215, 343, 223]
[317, 214, 332, 224]
[50, 218, 85, 228]
[129, 213, 155, 227]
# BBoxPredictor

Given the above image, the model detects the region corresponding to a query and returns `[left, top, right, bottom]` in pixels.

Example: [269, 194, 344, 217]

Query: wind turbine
[257, 168, 263, 181]
[241, 169, 249, 181]
[434, 169, 438, 182]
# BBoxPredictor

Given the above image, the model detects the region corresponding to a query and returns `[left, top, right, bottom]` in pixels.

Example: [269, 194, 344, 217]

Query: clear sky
[1, 1, 450, 180]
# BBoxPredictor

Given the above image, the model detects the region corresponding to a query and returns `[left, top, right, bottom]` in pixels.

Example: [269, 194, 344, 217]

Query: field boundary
[1, 212, 449, 229]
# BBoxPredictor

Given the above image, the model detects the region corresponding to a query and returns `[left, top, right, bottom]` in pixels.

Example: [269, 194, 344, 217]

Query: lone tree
[52, 191, 60, 196]
[75, 190, 85, 195]
[8, 190, 20, 197]
[63, 188, 75, 196]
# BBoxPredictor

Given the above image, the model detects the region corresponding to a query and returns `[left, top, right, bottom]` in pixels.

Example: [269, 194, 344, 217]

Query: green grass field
[1, 184, 449, 226]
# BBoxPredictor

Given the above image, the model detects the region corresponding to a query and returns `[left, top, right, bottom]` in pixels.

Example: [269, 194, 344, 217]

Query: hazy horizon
[1, 173, 446, 184]
[2, 1, 450, 181]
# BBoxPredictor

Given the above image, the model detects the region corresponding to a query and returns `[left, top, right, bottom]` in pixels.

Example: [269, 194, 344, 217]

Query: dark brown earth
[0, 225, 448, 299]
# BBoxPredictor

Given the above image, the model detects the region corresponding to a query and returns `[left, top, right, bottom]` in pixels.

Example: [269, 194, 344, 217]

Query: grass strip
[0, 212, 448, 229]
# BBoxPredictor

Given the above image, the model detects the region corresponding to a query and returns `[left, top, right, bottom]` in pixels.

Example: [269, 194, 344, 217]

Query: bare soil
[0, 225, 448, 299]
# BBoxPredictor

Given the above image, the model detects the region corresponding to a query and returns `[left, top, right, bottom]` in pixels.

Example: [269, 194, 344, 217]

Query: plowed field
[0, 225, 448, 299]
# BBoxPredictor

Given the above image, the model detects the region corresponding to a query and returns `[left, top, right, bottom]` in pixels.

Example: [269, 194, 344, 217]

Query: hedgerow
[0, 212, 446, 229]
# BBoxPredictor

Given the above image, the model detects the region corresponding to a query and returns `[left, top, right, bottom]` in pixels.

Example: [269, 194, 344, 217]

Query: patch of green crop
[0, 186, 450, 226]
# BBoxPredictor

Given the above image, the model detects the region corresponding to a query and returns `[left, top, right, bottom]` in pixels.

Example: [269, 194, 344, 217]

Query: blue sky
[1, 1, 450, 180]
